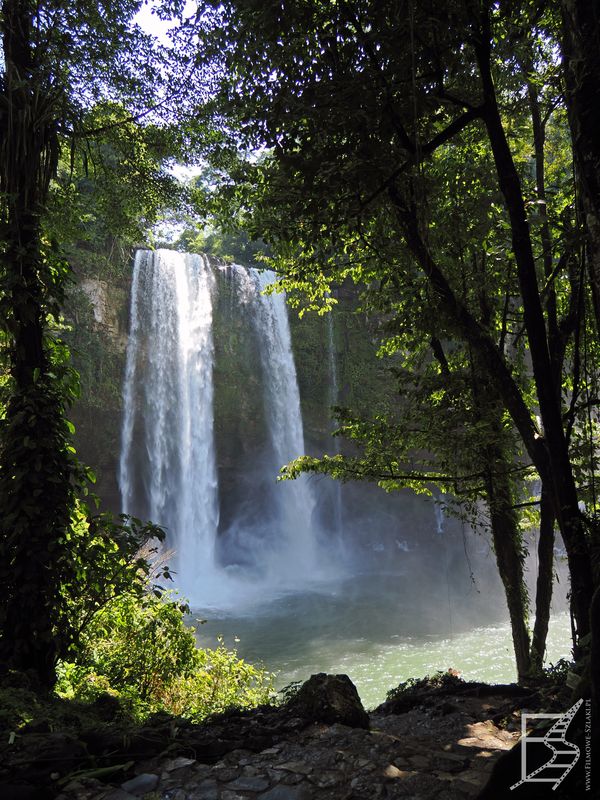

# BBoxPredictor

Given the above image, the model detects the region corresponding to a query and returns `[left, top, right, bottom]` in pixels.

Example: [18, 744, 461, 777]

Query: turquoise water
[193, 575, 573, 709]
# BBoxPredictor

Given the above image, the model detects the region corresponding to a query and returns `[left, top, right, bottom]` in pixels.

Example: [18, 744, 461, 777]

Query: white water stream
[119, 250, 219, 594]
[120, 250, 334, 607]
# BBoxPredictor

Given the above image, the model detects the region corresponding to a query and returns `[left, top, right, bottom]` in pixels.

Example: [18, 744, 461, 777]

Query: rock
[383, 764, 404, 778]
[212, 765, 240, 782]
[408, 754, 430, 769]
[440, 701, 460, 715]
[282, 773, 305, 786]
[223, 749, 254, 763]
[163, 756, 197, 773]
[258, 786, 312, 800]
[185, 779, 218, 800]
[286, 674, 370, 729]
[120, 773, 159, 795]
[273, 762, 312, 775]
[225, 774, 270, 792]
[312, 770, 341, 788]
[188, 780, 219, 800]
[432, 751, 469, 773]
[102, 790, 138, 800]
[62, 780, 85, 792]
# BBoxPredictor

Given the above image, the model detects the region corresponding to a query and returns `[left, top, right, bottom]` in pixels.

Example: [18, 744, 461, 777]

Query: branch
[359, 107, 483, 211]
[387, 185, 548, 480]
[422, 106, 484, 153]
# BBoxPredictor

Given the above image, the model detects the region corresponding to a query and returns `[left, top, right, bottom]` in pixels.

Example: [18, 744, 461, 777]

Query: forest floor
[0, 672, 585, 800]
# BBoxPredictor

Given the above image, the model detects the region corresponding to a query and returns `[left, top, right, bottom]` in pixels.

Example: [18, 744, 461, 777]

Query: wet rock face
[286, 673, 370, 730]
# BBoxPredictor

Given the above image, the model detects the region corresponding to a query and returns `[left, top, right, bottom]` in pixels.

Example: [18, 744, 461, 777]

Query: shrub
[57, 591, 274, 721]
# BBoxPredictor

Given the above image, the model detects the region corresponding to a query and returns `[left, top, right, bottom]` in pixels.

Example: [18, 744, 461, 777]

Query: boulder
[286, 674, 369, 729]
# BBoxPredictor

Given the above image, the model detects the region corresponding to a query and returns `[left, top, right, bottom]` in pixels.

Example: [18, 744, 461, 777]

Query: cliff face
[66, 270, 131, 511]
[64, 249, 505, 605]
[67, 251, 391, 517]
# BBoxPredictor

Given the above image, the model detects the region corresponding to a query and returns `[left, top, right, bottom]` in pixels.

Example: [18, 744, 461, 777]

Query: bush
[385, 670, 464, 702]
[56, 591, 274, 721]
[59, 506, 171, 663]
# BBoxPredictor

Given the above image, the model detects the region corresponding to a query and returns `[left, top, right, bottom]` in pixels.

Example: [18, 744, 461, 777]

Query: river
[193, 574, 573, 709]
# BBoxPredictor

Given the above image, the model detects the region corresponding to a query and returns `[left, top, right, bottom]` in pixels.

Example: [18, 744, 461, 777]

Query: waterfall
[219, 265, 321, 583]
[120, 250, 332, 609]
[119, 250, 219, 596]
[434, 500, 445, 536]
[254, 270, 318, 568]
[327, 314, 344, 540]
[433, 494, 454, 636]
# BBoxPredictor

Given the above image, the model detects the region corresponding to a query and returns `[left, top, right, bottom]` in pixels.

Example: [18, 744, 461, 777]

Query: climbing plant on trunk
[0, 0, 76, 686]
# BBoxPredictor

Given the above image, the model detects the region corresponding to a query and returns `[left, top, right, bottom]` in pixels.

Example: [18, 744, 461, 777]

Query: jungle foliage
[192, 0, 600, 684]
[2, 0, 600, 723]
[0, 0, 199, 685]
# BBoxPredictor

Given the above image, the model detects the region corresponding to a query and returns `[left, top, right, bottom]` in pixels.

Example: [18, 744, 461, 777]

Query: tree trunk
[530, 485, 555, 674]
[561, 0, 600, 337]
[0, 0, 74, 687]
[484, 454, 531, 682]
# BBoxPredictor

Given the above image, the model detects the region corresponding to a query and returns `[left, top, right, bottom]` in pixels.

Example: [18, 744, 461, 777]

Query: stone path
[56, 690, 521, 800]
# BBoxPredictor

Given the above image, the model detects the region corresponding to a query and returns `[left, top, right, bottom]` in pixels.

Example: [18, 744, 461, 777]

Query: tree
[0, 0, 195, 686]
[560, 0, 600, 336]
[197, 0, 599, 662]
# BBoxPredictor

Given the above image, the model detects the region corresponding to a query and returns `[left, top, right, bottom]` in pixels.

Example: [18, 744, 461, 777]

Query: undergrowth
[56, 591, 275, 723]
[1, 593, 274, 735]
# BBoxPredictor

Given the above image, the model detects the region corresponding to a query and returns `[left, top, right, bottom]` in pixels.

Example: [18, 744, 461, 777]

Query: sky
[135, 1, 205, 183]
[135, 0, 198, 44]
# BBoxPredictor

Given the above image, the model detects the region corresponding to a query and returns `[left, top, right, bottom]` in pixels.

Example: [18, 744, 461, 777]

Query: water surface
[193, 575, 572, 709]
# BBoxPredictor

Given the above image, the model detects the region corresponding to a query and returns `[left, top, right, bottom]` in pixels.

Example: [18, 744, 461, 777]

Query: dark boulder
[286, 673, 369, 729]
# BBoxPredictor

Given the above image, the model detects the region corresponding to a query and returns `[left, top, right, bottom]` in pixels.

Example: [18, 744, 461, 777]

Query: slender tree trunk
[466, 284, 532, 682]
[530, 486, 555, 674]
[561, 0, 600, 337]
[526, 74, 560, 371]
[473, 11, 593, 646]
[484, 453, 531, 682]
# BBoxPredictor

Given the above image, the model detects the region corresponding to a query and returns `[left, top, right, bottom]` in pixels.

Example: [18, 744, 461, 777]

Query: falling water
[327, 314, 344, 541]
[120, 251, 332, 608]
[433, 495, 454, 635]
[119, 250, 219, 596]
[434, 498, 445, 537]
[220, 265, 324, 585]
[255, 270, 318, 566]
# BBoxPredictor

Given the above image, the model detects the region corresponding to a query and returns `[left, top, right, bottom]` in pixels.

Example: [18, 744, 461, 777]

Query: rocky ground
[0, 673, 582, 800]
